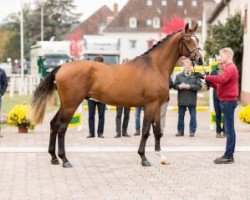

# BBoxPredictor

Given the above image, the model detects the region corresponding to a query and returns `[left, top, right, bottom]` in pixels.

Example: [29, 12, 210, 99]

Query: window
[129, 40, 137, 49]
[147, 19, 152, 26]
[161, 0, 167, 6]
[147, 0, 152, 6]
[185, 18, 192, 26]
[191, 0, 197, 7]
[197, 20, 202, 27]
[129, 17, 137, 28]
[98, 22, 106, 34]
[177, 0, 183, 6]
[153, 17, 160, 28]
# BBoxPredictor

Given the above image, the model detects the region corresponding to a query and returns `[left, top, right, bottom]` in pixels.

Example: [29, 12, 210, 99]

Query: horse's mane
[141, 30, 182, 56]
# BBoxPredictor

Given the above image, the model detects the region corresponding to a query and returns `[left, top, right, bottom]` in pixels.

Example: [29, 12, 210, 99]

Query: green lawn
[2, 94, 33, 113]
[1, 93, 59, 114]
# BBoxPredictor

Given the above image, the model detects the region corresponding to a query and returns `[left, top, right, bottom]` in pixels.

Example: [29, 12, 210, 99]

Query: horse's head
[179, 23, 203, 65]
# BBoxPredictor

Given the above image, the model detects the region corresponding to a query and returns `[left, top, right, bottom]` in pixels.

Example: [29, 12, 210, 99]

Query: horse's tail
[31, 66, 61, 124]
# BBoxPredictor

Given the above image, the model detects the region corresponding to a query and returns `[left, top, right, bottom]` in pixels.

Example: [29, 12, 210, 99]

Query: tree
[0, 29, 12, 62]
[204, 12, 244, 92]
[0, 0, 80, 62]
[162, 15, 185, 34]
[36, 0, 81, 41]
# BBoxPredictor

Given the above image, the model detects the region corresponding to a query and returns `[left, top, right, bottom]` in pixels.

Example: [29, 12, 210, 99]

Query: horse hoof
[51, 159, 60, 165]
[141, 160, 151, 167]
[62, 162, 73, 168]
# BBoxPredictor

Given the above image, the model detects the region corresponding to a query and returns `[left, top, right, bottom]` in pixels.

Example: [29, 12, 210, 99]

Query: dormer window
[161, 0, 167, 6]
[98, 22, 106, 34]
[177, 0, 183, 7]
[197, 20, 202, 27]
[153, 17, 160, 28]
[129, 17, 137, 28]
[147, 19, 152, 26]
[147, 0, 152, 6]
[185, 18, 192, 26]
[192, 0, 198, 7]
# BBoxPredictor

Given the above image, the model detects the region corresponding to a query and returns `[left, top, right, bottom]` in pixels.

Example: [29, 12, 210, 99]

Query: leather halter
[179, 34, 202, 62]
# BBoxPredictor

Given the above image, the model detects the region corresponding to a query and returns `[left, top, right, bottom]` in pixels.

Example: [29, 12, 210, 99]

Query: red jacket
[205, 62, 239, 101]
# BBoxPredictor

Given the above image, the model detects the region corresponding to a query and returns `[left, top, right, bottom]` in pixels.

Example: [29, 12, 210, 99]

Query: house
[207, 0, 250, 104]
[104, 0, 207, 62]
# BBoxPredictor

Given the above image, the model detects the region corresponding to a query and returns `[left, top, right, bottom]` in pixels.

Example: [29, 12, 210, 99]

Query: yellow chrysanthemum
[7, 104, 35, 129]
[238, 106, 250, 124]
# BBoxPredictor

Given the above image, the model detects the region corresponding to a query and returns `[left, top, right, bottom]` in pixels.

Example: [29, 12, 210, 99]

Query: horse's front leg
[138, 105, 155, 167]
[153, 103, 170, 165]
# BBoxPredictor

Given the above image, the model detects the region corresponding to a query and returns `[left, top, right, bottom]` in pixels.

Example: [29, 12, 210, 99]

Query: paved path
[0, 109, 250, 200]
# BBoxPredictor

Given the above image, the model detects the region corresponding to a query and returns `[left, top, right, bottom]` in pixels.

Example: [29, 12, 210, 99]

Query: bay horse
[31, 23, 203, 168]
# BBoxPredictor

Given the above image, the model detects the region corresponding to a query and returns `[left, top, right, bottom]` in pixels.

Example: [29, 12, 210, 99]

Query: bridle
[179, 34, 202, 62]
[179, 33, 207, 74]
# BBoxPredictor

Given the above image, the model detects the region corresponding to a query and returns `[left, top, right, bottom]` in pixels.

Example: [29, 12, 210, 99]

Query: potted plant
[238, 105, 250, 124]
[7, 104, 35, 133]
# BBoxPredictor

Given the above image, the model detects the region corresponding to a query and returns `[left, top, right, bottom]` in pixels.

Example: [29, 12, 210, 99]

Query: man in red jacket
[205, 47, 239, 164]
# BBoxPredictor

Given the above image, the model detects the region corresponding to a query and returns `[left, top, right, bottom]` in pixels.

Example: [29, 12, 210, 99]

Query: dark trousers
[88, 99, 105, 136]
[177, 106, 197, 134]
[116, 107, 131, 135]
[220, 100, 237, 158]
[213, 97, 224, 133]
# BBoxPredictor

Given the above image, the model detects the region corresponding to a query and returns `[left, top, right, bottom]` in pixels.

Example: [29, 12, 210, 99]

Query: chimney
[113, 3, 118, 15]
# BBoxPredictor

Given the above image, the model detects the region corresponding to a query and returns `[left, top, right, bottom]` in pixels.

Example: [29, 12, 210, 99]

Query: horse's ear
[185, 23, 189, 33]
[192, 23, 198, 32]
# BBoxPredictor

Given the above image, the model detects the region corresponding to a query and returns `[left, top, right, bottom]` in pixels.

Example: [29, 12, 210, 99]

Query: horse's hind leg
[49, 110, 60, 165]
[57, 107, 76, 168]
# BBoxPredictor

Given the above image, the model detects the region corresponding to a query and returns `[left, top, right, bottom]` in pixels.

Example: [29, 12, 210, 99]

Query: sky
[0, 0, 128, 23]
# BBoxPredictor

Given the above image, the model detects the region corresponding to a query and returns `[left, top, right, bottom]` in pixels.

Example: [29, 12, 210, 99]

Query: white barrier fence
[8, 75, 40, 97]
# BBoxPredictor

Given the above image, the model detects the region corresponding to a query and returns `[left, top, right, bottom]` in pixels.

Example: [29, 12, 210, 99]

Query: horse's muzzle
[197, 57, 203, 66]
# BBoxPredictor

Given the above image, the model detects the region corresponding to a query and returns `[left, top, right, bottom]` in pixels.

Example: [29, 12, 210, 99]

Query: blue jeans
[135, 107, 142, 131]
[88, 99, 106, 136]
[177, 106, 197, 134]
[220, 100, 237, 158]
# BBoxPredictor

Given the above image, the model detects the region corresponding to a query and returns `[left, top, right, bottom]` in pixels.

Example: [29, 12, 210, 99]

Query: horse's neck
[149, 33, 181, 77]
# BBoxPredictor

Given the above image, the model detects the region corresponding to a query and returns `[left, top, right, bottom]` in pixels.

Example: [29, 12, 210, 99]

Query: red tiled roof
[65, 5, 114, 40]
[105, 0, 205, 33]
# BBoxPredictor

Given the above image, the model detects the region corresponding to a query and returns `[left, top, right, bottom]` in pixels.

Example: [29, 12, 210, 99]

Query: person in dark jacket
[211, 64, 225, 138]
[0, 68, 8, 138]
[86, 56, 106, 138]
[205, 47, 239, 164]
[174, 58, 202, 137]
[114, 59, 131, 138]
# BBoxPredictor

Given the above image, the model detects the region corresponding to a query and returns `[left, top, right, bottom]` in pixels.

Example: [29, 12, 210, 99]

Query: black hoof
[51, 158, 60, 165]
[141, 160, 151, 167]
[62, 162, 73, 168]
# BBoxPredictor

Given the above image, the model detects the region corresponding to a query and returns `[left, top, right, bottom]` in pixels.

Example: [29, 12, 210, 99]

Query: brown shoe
[0, 134, 3, 138]
[216, 133, 221, 138]
[134, 130, 140, 136]
[221, 133, 227, 138]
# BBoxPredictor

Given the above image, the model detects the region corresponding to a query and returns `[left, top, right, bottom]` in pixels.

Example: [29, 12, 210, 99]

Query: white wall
[242, 2, 250, 93]
[105, 32, 162, 63]
[212, 0, 247, 24]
